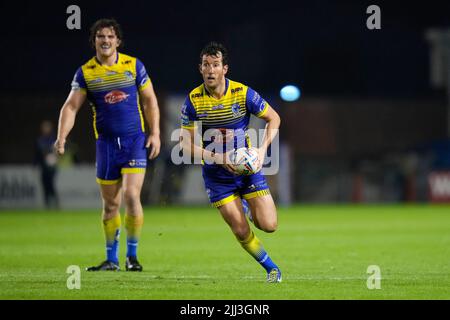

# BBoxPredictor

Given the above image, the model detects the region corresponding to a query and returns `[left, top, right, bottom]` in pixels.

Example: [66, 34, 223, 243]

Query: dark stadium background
[0, 0, 449, 204]
[1, 0, 450, 304]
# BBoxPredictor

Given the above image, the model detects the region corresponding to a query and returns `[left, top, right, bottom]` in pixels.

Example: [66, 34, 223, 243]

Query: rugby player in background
[55, 18, 161, 272]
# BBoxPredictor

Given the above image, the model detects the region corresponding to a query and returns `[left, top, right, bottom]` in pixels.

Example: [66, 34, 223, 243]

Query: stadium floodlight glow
[280, 85, 301, 102]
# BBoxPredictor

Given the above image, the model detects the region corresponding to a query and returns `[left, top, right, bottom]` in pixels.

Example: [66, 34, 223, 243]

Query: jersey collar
[204, 78, 229, 100]
[94, 52, 119, 67]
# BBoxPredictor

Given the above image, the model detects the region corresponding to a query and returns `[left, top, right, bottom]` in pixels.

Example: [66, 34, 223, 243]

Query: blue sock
[106, 229, 120, 263]
[127, 239, 138, 258]
[239, 230, 279, 273]
[259, 253, 279, 273]
[125, 214, 142, 258]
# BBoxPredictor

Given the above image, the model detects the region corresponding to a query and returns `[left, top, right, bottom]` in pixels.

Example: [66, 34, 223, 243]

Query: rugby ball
[229, 147, 261, 175]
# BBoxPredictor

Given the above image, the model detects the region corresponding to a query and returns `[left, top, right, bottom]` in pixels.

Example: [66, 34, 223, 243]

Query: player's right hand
[54, 139, 65, 156]
[215, 151, 239, 175]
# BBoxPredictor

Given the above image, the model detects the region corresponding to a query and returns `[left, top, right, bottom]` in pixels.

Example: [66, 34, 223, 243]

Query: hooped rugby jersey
[71, 52, 151, 138]
[181, 78, 269, 153]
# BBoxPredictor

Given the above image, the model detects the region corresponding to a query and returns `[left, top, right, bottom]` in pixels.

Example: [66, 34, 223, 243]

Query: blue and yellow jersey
[71, 52, 151, 139]
[181, 78, 269, 152]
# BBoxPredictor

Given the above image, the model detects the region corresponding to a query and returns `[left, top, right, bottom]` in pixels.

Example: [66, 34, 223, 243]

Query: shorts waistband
[97, 132, 145, 140]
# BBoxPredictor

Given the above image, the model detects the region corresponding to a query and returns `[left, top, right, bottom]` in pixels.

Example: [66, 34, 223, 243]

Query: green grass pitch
[0, 205, 449, 300]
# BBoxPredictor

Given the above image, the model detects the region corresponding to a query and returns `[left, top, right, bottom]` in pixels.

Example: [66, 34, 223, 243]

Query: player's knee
[103, 201, 120, 216]
[123, 187, 141, 206]
[233, 226, 251, 241]
[260, 219, 277, 233]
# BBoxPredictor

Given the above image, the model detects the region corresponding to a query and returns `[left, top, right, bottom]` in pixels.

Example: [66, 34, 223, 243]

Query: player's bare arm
[139, 81, 161, 159]
[179, 127, 237, 173]
[54, 89, 86, 155]
[180, 127, 214, 163]
[256, 105, 281, 170]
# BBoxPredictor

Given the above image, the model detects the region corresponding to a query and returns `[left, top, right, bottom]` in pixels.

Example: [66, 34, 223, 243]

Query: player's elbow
[273, 111, 281, 128]
[266, 110, 281, 129]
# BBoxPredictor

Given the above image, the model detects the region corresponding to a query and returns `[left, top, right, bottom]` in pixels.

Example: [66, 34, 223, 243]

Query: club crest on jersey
[124, 71, 134, 80]
[231, 103, 241, 116]
[104, 90, 130, 104]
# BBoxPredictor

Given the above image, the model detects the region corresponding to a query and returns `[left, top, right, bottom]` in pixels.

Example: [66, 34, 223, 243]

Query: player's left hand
[146, 134, 161, 159]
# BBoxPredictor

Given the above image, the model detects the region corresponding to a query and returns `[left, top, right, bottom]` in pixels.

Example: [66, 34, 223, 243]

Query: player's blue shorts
[202, 165, 270, 208]
[96, 133, 147, 185]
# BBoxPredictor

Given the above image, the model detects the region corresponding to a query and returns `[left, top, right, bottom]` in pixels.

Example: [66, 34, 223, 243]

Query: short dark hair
[200, 42, 229, 66]
[89, 18, 124, 49]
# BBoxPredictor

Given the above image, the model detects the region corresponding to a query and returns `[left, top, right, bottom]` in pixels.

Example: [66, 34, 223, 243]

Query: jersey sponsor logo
[191, 92, 203, 98]
[128, 159, 147, 167]
[139, 66, 147, 78]
[122, 60, 132, 64]
[198, 112, 208, 118]
[212, 104, 224, 110]
[231, 87, 243, 94]
[210, 128, 234, 144]
[86, 64, 96, 69]
[252, 91, 262, 104]
[104, 90, 130, 104]
[106, 71, 117, 76]
[248, 183, 266, 190]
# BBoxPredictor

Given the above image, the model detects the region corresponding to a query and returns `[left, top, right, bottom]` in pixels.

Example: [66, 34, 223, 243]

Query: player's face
[95, 27, 121, 59]
[200, 53, 228, 90]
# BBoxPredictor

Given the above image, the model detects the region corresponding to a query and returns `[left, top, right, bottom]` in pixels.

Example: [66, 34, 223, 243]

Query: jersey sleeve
[71, 67, 87, 93]
[180, 97, 197, 129]
[136, 59, 152, 91]
[246, 87, 269, 118]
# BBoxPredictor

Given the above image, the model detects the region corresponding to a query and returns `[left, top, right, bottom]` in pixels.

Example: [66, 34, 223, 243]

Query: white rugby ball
[229, 147, 261, 175]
